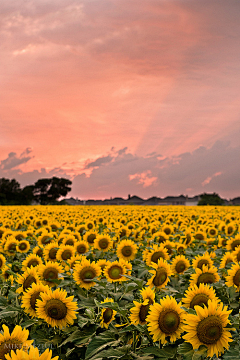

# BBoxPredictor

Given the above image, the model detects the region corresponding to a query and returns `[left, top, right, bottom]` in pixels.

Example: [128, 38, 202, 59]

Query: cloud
[129, 170, 157, 188]
[0, 148, 34, 170]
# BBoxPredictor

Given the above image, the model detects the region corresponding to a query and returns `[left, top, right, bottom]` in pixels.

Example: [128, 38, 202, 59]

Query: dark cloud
[86, 155, 114, 169]
[0, 148, 34, 170]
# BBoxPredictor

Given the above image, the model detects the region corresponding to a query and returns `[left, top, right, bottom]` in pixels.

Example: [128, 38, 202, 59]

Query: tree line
[0, 177, 72, 205]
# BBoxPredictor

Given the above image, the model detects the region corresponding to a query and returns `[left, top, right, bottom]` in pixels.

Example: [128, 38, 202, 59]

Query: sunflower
[192, 252, 214, 270]
[56, 245, 75, 263]
[74, 240, 89, 255]
[225, 223, 236, 236]
[182, 283, 220, 309]
[183, 299, 233, 358]
[36, 288, 78, 329]
[189, 264, 220, 287]
[140, 287, 155, 304]
[225, 262, 240, 292]
[154, 231, 169, 244]
[97, 259, 109, 272]
[226, 236, 240, 251]
[208, 227, 218, 237]
[62, 235, 77, 247]
[37, 233, 54, 247]
[21, 282, 50, 317]
[233, 245, 240, 263]
[0, 254, 6, 271]
[117, 226, 130, 239]
[22, 254, 43, 271]
[100, 298, 117, 329]
[161, 224, 174, 236]
[0, 325, 33, 360]
[64, 254, 83, 272]
[171, 255, 190, 275]
[176, 243, 187, 254]
[16, 240, 30, 253]
[4, 237, 18, 256]
[146, 258, 172, 289]
[104, 259, 127, 283]
[0, 265, 14, 284]
[194, 230, 206, 242]
[5, 347, 59, 360]
[16, 267, 40, 294]
[94, 235, 113, 252]
[219, 252, 235, 269]
[43, 242, 59, 262]
[116, 239, 137, 261]
[130, 299, 153, 325]
[32, 246, 44, 258]
[73, 258, 101, 289]
[163, 240, 176, 256]
[37, 261, 63, 287]
[145, 244, 169, 266]
[146, 296, 185, 344]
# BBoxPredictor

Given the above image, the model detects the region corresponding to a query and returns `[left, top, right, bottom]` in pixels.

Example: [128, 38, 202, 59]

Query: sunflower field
[0, 205, 239, 360]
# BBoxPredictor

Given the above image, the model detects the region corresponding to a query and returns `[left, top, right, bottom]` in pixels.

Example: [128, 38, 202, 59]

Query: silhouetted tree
[198, 193, 224, 206]
[33, 177, 72, 205]
[0, 178, 21, 205]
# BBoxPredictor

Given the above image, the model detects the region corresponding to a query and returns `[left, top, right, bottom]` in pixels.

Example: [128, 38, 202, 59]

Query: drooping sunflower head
[100, 298, 116, 329]
[146, 296, 185, 344]
[16, 267, 40, 294]
[73, 258, 101, 289]
[22, 254, 43, 271]
[21, 282, 50, 317]
[0, 265, 14, 284]
[183, 299, 233, 358]
[192, 252, 214, 270]
[116, 239, 138, 261]
[190, 264, 220, 287]
[233, 245, 240, 263]
[37, 261, 63, 287]
[97, 259, 109, 273]
[182, 283, 220, 309]
[225, 262, 240, 292]
[147, 258, 172, 289]
[171, 255, 190, 275]
[0, 324, 33, 360]
[219, 252, 235, 269]
[36, 288, 78, 329]
[94, 234, 113, 252]
[104, 259, 127, 283]
[163, 240, 176, 256]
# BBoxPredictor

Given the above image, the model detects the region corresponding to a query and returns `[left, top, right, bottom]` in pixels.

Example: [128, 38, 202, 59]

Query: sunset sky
[1, 0, 240, 200]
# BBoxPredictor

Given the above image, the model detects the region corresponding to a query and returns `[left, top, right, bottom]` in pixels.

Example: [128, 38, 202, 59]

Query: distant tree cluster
[197, 192, 224, 206]
[0, 177, 72, 205]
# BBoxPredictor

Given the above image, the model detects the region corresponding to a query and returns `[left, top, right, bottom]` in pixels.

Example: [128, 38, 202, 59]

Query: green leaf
[66, 348, 76, 358]
[85, 331, 120, 360]
[0, 310, 17, 318]
[178, 342, 194, 360]
[90, 345, 129, 360]
[20, 319, 36, 328]
[222, 345, 240, 359]
[192, 346, 208, 360]
[60, 330, 83, 347]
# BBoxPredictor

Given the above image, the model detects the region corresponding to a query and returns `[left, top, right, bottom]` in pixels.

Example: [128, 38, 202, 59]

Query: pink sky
[1, 0, 240, 199]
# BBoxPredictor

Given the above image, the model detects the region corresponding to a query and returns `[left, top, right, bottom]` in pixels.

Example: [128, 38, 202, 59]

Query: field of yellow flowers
[0, 205, 239, 360]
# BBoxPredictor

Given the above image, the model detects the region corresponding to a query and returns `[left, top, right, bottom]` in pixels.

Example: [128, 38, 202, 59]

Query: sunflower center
[197, 316, 223, 344]
[120, 229, 126, 238]
[195, 233, 204, 240]
[41, 236, 51, 245]
[99, 239, 109, 249]
[197, 259, 210, 269]
[190, 294, 209, 309]
[0, 259, 2, 268]
[231, 239, 240, 251]
[49, 248, 58, 260]
[65, 240, 74, 246]
[222, 239, 227, 246]
[164, 245, 173, 255]
[8, 243, 16, 252]
[77, 245, 87, 254]
[87, 234, 96, 244]
[27, 259, 39, 268]
[209, 230, 216, 235]
[23, 275, 37, 291]
[139, 303, 150, 323]
[62, 250, 72, 260]
[87, 223, 93, 229]
[30, 291, 41, 311]
[45, 299, 67, 320]
[185, 234, 192, 244]
[237, 252, 240, 262]
[197, 273, 215, 286]
[151, 251, 165, 263]
[103, 308, 113, 323]
[233, 269, 240, 287]
[108, 265, 122, 280]
[0, 339, 23, 359]
[80, 267, 96, 282]
[122, 246, 132, 257]
[175, 261, 186, 273]
[19, 243, 27, 250]
[43, 267, 58, 281]
[158, 310, 180, 334]
[153, 268, 167, 287]
[37, 249, 43, 257]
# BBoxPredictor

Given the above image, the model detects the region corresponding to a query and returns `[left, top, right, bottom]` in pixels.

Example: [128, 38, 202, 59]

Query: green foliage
[197, 192, 224, 206]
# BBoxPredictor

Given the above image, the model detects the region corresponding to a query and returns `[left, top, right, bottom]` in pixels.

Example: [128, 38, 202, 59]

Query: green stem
[132, 330, 137, 352]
